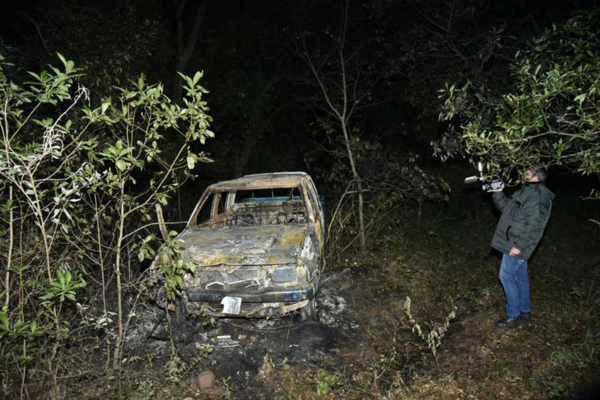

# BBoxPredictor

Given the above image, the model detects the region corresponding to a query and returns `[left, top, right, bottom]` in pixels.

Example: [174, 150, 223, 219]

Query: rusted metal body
[168, 172, 324, 319]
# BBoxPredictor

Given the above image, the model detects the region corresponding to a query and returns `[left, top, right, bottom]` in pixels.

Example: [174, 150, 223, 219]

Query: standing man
[491, 166, 554, 328]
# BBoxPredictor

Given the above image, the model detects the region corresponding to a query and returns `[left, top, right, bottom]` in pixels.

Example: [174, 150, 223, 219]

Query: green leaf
[186, 154, 196, 170]
[193, 71, 203, 85]
[573, 93, 586, 104]
[57, 53, 67, 68]
[115, 159, 129, 171]
[58, 270, 66, 286]
[0, 312, 9, 332]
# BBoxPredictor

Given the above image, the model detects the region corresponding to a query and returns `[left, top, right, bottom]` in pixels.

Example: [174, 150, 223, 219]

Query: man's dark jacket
[492, 182, 554, 259]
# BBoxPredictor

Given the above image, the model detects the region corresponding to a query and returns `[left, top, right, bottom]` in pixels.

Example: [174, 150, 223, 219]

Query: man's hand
[489, 181, 505, 192]
[509, 247, 521, 257]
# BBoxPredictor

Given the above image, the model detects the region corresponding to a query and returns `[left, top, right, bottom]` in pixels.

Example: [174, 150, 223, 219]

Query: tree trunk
[340, 123, 366, 250]
[299, 0, 368, 252]
[112, 180, 126, 371]
[5, 186, 13, 308]
[172, 0, 209, 104]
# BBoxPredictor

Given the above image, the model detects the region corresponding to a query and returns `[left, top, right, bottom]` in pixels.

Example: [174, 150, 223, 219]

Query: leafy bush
[0, 53, 213, 393]
[436, 10, 600, 182]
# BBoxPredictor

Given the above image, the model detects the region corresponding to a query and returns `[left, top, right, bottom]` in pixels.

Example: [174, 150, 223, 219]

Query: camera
[464, 162, 504, 192]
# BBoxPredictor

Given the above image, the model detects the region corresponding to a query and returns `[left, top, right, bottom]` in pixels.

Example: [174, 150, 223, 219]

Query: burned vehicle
[161, 172, 324, 320]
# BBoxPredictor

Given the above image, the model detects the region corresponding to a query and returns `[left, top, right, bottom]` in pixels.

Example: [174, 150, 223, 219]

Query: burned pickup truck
[159, 172, 325, 320]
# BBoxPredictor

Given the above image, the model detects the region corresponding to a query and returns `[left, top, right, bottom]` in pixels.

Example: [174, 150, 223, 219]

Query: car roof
[207, 172, 312, 191]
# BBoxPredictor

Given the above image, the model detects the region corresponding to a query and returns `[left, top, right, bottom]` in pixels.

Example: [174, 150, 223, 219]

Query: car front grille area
[193, 265, 299, 291]
[195, 268, 260, 291]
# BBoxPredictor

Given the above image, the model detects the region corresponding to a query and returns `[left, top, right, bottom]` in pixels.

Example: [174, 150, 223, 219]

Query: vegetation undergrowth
[0, 54, 215, 398]
[10, 174, 593, 400]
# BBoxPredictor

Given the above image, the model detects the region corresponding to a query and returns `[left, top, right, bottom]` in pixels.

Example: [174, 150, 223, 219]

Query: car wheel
[300, 298, 317, 322]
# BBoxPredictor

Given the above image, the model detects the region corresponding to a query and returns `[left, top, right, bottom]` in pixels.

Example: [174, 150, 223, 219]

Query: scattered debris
[257, 353, 274, 381]
[193, 370, 216, 390]
[214, 335, 240, 348]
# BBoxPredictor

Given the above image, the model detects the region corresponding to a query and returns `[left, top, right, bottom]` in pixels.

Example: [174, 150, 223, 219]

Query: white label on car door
[221, 296, 242, 315]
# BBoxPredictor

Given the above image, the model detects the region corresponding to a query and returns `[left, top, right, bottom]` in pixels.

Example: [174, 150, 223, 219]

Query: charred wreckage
[154, 172, 325, 320]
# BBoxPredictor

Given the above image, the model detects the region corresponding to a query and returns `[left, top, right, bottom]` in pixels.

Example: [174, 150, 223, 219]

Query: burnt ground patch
[131, 268, 373, 388]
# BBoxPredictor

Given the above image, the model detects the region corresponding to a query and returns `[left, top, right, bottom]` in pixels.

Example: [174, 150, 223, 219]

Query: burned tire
[173, 298, 188, 327]
[300, 298, 318, 322]
[156, 287, 188, 327]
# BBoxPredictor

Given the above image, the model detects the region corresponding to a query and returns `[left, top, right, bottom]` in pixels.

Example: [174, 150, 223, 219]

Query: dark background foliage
[3, 0, 594, 191]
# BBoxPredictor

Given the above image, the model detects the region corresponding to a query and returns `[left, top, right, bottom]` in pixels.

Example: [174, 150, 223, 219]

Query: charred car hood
[179, 224, 307, 267]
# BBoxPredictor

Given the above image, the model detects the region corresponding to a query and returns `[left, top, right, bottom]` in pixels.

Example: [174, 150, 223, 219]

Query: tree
[0, 54, 213, 391]
[362, 0, 531, 119]
[0, 0, 170, 95]
[436, 9, 600, 183]
[195, 10, 300, 179]
[171, 0, 210, 104]
[295, 0, 382, 251]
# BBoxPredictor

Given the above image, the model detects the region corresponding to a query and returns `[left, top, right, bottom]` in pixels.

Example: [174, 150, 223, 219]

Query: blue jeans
[499, 254, 530, 318]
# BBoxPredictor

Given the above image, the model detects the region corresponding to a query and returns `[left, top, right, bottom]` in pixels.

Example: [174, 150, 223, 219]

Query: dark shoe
[520, 312, 531, 322]
[495, 316, 523, 329]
